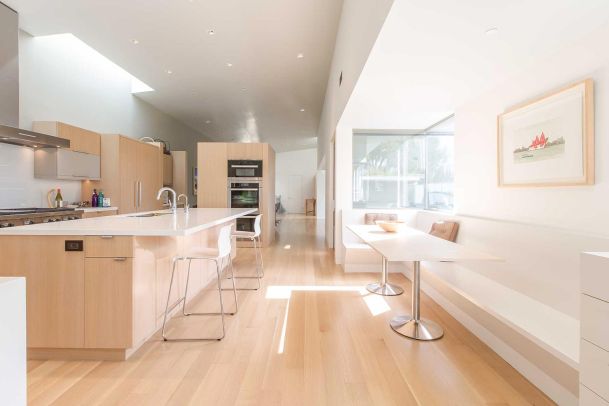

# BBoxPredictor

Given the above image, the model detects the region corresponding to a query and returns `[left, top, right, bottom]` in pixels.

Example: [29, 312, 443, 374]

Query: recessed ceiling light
[207, 29, 215, 36]
[297, 53, 304, 59]
[205, 120, 212, 124]
[241, 88, 247, 91]
[166, 69, 173, 74]
[300, 108, 305, 112]
[485, 27, 499, 35]
[226, 62, 233, 67]
[132, 39, 140, 45]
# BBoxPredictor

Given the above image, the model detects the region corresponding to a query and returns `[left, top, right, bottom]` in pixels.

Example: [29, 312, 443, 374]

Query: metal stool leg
[256, 235, 264, 278]
[162, 258, 228, 341]
[226, 236, 263, 290]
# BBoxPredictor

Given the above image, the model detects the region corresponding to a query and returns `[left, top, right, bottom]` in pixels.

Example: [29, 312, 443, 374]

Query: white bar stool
[161, 224, 238, 341]
[230, 214, 264, 290]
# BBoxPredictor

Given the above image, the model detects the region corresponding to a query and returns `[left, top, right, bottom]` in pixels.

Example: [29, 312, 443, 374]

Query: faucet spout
[157, 187, 177, 213]
[177, 194, 189, 213]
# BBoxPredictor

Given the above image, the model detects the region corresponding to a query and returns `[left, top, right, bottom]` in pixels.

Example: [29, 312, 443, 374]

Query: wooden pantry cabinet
[33, 121, 101, 155]
[82, 135, 162, 214]
[198, 142, 276, 246]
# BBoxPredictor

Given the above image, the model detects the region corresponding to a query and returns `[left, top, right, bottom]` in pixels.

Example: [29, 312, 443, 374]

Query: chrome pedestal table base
[366, 257, 404, 296]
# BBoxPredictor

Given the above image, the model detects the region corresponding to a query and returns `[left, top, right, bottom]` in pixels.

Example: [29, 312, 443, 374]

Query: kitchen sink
[128, 212, 172, 218]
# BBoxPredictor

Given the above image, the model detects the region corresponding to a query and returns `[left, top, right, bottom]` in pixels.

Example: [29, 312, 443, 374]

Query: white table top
[347, 224, 500, 262]
[0, 208, 256, 237]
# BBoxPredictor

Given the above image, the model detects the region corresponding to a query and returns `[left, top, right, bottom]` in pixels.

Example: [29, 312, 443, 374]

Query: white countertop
[76, 206, 119, 212]
[0, 208, 256, 237]
[347, 224, 501, 262]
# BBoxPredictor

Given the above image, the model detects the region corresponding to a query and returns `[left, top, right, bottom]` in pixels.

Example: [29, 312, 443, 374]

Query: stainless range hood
[0, 124, 70, 149]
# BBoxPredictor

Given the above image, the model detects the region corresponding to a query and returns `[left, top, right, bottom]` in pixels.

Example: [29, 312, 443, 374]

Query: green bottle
[55, 188, 63, 208]
[98, 190, 104, 207]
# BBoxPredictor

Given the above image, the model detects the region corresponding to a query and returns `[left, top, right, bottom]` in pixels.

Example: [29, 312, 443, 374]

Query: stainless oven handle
[230, 165, 259, 168]
[230, 188, 260, 191]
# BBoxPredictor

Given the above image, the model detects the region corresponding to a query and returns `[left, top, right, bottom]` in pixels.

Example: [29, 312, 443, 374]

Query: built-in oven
[228, 179, 262, 233]
[227, 160, 263, 179]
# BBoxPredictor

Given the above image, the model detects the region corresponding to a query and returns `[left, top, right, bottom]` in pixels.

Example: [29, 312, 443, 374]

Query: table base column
[390, 260, 444, 341]
[366, 257, 404, 296]
[390, 316, 444, 341]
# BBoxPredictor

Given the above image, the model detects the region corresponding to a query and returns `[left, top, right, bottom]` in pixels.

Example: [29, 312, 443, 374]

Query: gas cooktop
[0, 207, 76, 216]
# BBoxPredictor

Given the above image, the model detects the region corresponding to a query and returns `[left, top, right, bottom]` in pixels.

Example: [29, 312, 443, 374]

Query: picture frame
[497, 79, 594, 187]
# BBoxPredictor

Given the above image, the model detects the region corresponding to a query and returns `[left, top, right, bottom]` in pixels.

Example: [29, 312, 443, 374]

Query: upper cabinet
[33, 121, 101, 155]
[32, 121, 101, 180]
[82, 135, 162, 214]
[227, 143, 263, 160]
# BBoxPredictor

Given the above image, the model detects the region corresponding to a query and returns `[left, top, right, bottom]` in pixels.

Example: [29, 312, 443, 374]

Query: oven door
[228, 160, 263, 178]
[229, 188, 260, 209]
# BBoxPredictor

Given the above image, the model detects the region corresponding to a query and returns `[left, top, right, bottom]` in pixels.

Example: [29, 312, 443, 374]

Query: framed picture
[497, 79, 594, 187]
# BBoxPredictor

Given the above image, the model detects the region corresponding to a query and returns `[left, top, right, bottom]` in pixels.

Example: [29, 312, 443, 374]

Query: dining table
[347, 224, 500, 341]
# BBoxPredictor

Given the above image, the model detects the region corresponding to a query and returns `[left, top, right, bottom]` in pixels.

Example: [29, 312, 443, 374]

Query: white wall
[0, 31, 206, 208]
[275, 148, 317, 213]
[315, 170, 326, 219]
[315, 0, 394, 244]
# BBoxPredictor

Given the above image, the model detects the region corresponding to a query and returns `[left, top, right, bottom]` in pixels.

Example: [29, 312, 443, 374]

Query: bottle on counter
[55, 188, 63, 208]
[97, 190, 104, 207]
[92, 189, 98, 208]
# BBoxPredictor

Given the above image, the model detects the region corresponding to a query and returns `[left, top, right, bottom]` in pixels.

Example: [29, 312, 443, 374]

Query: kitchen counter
[0, 208, 256, 236]
[76, 206, 119, 213]
[0, 208, 255, 361]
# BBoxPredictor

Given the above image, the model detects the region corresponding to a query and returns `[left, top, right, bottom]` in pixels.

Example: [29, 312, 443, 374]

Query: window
[352, 121, 454, 211]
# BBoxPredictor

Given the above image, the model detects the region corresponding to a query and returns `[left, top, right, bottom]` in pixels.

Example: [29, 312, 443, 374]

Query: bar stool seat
[161, 224, 238, 341]
[231, 214, 264, 290]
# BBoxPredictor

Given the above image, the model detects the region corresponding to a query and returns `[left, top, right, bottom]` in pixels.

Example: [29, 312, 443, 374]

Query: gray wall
[0, 2, 18, 127]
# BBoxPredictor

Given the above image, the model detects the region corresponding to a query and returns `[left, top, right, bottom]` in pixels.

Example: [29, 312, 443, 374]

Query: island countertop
[0, 208, 256, 236]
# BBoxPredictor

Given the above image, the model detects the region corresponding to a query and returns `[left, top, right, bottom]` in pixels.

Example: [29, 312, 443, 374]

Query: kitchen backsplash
[0, 143, 81, 208]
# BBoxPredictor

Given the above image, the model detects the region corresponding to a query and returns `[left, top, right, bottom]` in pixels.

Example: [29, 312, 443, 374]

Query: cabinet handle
[113, 257, 127, 262]
[138, 181, 142, 208]
[100, 235, 114, 239]
[134, 181, 138, 208]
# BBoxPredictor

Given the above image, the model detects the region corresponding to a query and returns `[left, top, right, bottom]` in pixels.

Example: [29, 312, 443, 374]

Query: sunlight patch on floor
[363, 294, 391, 316]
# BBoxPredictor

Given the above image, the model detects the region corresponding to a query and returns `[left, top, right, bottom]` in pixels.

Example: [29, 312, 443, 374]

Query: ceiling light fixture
[207, 29, 215, 36]
[485, 27, 499, 35]
[226, 62, 233, 67]
[241, 88, 247, 91]
[166, 69, 173, 74]
[300, 108, 305, 112]
[132, 39, 140, 45]
[205, 120, 211, 124]
[297, 53, 304, 59]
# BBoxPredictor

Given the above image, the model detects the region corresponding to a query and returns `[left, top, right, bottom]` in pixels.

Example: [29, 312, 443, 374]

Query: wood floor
[27, 216, 554, 405]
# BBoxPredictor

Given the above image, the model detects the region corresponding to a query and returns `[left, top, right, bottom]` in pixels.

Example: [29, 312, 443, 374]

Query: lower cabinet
[84, 258, 133, 348]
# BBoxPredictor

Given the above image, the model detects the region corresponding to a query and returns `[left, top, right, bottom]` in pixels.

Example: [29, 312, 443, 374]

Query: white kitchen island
[0, 208, 255, 361]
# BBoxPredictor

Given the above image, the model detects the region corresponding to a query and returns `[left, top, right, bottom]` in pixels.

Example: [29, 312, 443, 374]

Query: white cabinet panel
[581, 253, 609, 303]
[580, 384, 609, 406]
[580, 339, 609, 402]
[581, 294, 609, 350]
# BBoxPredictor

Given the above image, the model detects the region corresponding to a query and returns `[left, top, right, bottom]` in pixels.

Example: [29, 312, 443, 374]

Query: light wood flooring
[27, 216, 554, 405]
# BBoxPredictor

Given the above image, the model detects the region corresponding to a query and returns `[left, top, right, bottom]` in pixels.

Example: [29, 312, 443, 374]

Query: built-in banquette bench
[340, 208, 609, 405]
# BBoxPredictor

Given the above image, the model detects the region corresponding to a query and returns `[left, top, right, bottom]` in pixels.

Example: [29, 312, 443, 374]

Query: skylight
[32, 33, 154, 94]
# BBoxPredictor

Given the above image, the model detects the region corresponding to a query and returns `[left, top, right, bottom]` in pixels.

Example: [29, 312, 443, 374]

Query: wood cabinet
[80, 209, 118, 219]
[227, 143, 263, 160]
[198, 142, 276, 246]
[82, 135, 162, 214]
[33, 121, 101, 155]
[0, 236, 85, 349]
[163, 154, 173, 186]
[198, 142, 228, 207]
[85, 258, 133, 348]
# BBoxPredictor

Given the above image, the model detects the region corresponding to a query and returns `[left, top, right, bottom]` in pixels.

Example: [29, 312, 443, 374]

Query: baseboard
[400, 267, 579, 406]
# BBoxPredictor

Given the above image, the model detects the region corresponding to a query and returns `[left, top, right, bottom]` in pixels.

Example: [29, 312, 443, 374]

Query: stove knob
[0, 223, 8, 228]
[23, 220, 34, 225]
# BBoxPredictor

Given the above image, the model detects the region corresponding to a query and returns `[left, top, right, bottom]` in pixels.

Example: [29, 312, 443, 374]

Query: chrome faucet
[156, 187, 177, 213]
[177, 194, 189, 213]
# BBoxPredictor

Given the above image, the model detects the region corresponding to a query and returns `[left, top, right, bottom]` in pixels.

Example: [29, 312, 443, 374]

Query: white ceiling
[6, 0, 344, 152]
[342, 0, 609, 130]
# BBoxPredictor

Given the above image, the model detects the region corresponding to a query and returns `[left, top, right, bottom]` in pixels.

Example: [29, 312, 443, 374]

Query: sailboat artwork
[513, 131, 565, 163]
